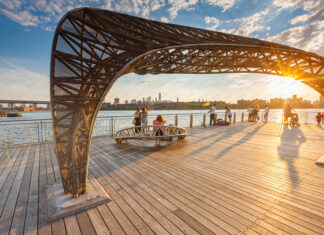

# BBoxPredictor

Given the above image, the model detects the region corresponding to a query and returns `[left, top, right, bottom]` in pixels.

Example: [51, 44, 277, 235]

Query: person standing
[208, 104, 216, 126]
[316, 112, 322, 127]
[225, 106, 232, 124]
[283, 104, 292, 124]
[264, 105, 269, 122]
[134, 106, 141, 133]
[141, 107, 148, 126]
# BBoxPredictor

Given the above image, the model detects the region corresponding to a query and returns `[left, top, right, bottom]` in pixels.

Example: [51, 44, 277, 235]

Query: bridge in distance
[0, 99, 50, 108]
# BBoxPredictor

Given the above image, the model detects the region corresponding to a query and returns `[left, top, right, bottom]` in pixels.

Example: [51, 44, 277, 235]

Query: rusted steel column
[175, 115, 178, 126]
[190, 114, 193, 128]
[203, 113, 206, 126]
[234, 112, 236, 123]
[242, 112, 244, 122]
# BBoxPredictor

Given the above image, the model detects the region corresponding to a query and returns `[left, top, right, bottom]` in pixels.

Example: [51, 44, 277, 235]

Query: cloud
[204, 16, 220, 30]
[232, 9, 269, 36]
[0, 0, 167, 29]
[167, 0, 198, 20]
[290, 14, 310, 25]
[273, 0, 324, 23]
[267, 20, 324, 56]
[218, 28, 235, 34]
[0, 8, 39, 26]
[204, 0, 236, 12]
[0, 63, 49, 100]
[160, 16, 169, 23]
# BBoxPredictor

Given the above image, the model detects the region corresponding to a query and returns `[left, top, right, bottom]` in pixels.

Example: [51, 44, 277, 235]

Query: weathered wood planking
[0, 123, 323, 234]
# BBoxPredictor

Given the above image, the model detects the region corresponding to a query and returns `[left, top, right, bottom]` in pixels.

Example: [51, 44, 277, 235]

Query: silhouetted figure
[208, 104, 216, 126]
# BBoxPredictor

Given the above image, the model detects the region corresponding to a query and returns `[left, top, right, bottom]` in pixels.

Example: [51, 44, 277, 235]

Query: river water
[0, 109, 323, 146]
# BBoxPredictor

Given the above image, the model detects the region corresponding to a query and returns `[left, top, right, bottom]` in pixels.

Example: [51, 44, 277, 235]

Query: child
[153, 115, 164, 146]
[316, 112, 322, 127]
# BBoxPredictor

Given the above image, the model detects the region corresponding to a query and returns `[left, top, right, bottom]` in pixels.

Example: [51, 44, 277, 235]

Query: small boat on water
[0, 112, 22, 117]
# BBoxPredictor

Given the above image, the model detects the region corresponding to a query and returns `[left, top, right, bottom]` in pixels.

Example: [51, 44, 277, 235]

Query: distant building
[146, 96, 152, 103]
[319, 95, 324, 108]
[159, 93, 162, 102]
[114, 98, 120, 105]
[125, 99, 129, 104]
[131, 99, 137, 104]
[177, 97, 179, 103]
[155, 97, 158, 103]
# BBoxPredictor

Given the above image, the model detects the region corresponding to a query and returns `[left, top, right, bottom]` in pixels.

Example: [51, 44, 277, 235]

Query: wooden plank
[0, 147, 21, 193]
[173, 208, 214, 235]
[76, 211, 96, 235]
[44, 143, 55, 185]
[0, 145, 31, 234]
[48, 143, 61, 183]
[24, 144, 40, 235]
[96, 204, 125, 235]
[87, 207, 110, 234]
[88, 160, 151, 234]
[37, 144, 52, 235]
[10, 145, 36, 235]
[64, 215, 81, 235]
[91, 144, 198, 235]
[51, 219, 67, 235]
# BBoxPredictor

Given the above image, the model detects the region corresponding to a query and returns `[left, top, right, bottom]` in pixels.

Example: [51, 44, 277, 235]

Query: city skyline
[108, 93, 323, 107]
[0, 0, 323, 102]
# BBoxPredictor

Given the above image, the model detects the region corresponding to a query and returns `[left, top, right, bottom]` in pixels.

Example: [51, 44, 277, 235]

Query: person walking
[208, 104, 216, 126]
[264, 105, 269, 122]
[134, 106, 141, 133]
[225, 106, 232, 124]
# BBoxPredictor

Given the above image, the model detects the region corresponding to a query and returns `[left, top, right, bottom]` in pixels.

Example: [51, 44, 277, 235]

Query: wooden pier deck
[0, 122, 323, 234]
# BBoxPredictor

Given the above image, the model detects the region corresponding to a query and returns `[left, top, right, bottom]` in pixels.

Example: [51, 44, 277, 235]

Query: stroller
[289, 113, 300, 126]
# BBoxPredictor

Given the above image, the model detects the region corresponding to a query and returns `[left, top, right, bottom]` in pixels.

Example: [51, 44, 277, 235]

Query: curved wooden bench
[114, 125, 187, 144]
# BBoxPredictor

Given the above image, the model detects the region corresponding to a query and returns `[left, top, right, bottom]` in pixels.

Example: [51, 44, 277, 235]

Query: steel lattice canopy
[50, 8, 324, 197]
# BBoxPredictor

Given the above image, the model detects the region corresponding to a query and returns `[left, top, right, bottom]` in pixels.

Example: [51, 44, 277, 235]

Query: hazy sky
[0, 0, 323, 103]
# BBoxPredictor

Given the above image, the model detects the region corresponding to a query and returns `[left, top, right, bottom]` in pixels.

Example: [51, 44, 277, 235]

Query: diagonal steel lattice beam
[50, 8, 324, 197]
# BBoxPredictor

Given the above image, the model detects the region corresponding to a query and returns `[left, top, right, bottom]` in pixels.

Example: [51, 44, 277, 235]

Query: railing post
[190, 114, 193, 128]
[242, 112, 244, 122]
[203, 113, 206, 126]
[175, 115, 178, 126]
[40, 121, 43, 143]
[225, 112, 228, 122]
[37, 122, 40, 143]
[234, 112, 236, 123]
[44, 122, 47, 143]
[111, 117, 115, 136]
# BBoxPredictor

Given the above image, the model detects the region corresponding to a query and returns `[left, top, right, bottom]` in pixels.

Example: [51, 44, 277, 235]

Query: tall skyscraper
[159, 92, 162, 102]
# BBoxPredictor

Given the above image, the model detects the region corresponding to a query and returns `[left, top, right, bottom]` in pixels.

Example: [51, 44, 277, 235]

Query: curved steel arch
[50, 8, 324, 197]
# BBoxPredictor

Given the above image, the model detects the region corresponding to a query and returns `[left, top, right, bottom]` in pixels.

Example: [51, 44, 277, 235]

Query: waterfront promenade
[0, 122, 323, 234]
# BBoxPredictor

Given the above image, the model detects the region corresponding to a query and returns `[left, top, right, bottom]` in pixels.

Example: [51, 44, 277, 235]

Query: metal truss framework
[50, 8, 324, 197]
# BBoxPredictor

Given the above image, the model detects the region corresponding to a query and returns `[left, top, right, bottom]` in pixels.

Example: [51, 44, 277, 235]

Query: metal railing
[0, 110, 322, 146]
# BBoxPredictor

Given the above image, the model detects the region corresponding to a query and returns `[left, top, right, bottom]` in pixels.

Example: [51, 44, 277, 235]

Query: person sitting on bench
[153, 115, 165, 146]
